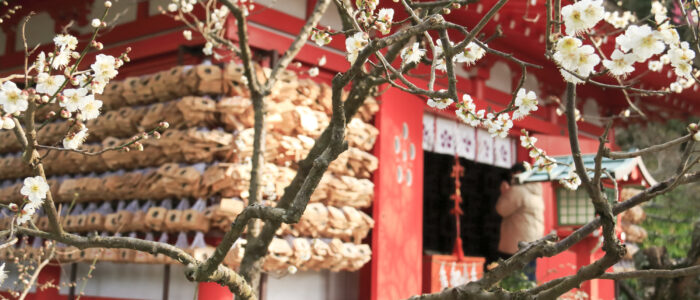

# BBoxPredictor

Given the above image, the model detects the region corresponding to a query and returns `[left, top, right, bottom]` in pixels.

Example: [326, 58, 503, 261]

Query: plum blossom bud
[91, 18, 101, 28]
[134, 142, 144, 151]
[141, 132, 149, 140]
[689, 123, 698, 131]
[153, 131, 161, 139]
[1, 117, 15, 130]
[40, 95, 49, 103]
[442, 8, 451, 14]
[183, 30, 192, 40]
[158, 121, 170, 129]
[694, 130, 700, 142]
[95, 42, 104, 50]
[60, 109, 71, 119]
[167, 3, 178, 12]
[308, 67, 319, 77]
[57, 94, 66, 103]
[71, 51, 80, 59]
[104, 1, 112, 8]
[8, 203, 18, 212]
[46, 111, 56, 119]
[622, 109, 630, 117]
[122, 147, 130, 153]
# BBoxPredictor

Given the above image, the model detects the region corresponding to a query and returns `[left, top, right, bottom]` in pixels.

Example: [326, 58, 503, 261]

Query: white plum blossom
[433, 39, 453, 71]
[375, 8, 394, 34]
[604, 11, 636, 29]
[553, 36, 583, 70]
[311, 30, 332, 46]
[427, 95, 454, 109]
[20, 176, 50, 204]
[602, 49, 635, 77]
[454, 42, 486, 66]
[0, 263, 6, 286]
[61, 88, 90, 112]
[51, 49, 71, 70]
[513, 88, 538, 120]
[575, 45, 601, 76]
[616, 25, 665, 63]
[520, 135, 537, 148]
[63, 127, 89, 150]
[54, 34, 78, 51]
[554, 37, 600, 83]
[34, 51, 47, 73]
[345, 32, 368, 64]
[456, 94, 481, 126]
[674, 61, 693, 78]
[521, 132, 557, 176]
[400, 42, 426, 65]
[664, 42, 696, 80]
[16, 206, 36, 225]
[459, 109, 484, 127]
[91, 54, 119, 82]
[651, 1, 668, 24]
[484, 113, 513, 138]
[561, 0, 605, 36]
[81, 97, 103, 121]
[648, 60, 663, 72]
[670, 81, 683, 93]
[668, 42, 696, 66]
[560, 170, 582, 190]
[36, 73, 66, 95]
[0, 81, 28, 114]
[658, 25, 680, 46]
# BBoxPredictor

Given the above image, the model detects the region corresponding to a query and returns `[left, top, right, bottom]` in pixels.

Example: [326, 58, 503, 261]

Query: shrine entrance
[422, 152, 508, 265]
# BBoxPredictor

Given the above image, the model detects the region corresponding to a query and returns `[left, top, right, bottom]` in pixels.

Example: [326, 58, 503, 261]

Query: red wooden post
[34, 265, 61, 300]
[198, 282, 233, 300]
[369, 87, 425, 300]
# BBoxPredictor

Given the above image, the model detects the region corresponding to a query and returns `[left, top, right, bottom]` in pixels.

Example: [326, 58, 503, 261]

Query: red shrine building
[0, 1, 696, 300]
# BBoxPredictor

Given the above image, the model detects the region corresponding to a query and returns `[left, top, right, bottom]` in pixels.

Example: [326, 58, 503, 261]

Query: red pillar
[369, 88, 425, 300]
[34, 265, 61, 300]
[198, 282, 233, 300]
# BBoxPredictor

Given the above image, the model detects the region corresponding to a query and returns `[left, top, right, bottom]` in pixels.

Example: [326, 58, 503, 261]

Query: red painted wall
[370, 88, 425, 300]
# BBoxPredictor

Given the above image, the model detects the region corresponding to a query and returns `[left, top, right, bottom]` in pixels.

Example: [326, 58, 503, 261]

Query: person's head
[510, 162, 527, 177]
[500, 163, 527, 193]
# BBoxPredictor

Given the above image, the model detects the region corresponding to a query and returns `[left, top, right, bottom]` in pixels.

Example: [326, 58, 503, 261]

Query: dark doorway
[422, 152, 508, 265]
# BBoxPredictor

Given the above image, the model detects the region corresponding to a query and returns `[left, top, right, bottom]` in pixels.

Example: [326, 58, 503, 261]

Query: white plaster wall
[265, 270, 359, 300]
[582, 97, 602, 125]
[522, 74, 541, 96]
[76, 0, 138, 34]
[257, 0, 307, 19]
[320, 2, 343, 31]
[16, 12, 54, 52]
[0, 29, 6, 56]
[58, 263, 196, 300]
[485, 61, 512, 94]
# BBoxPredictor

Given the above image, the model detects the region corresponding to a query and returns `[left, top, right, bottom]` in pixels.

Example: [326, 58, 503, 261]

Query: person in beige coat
[495, 163, 544, 280]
